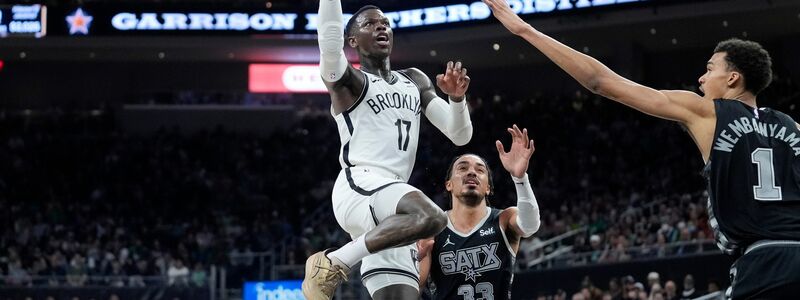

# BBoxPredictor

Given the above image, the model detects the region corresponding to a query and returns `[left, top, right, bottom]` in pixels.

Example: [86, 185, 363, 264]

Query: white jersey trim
[497, 220, 517, 258]
[446, 207, 492, 238]
[331, 70, 369, 117]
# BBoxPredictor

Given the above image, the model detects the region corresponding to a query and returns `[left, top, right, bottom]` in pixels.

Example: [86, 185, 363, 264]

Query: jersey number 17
[395, 119, 411, 151]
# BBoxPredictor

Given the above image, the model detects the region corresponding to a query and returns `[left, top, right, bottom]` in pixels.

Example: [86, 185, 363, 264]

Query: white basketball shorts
[331, 166, 423, 295]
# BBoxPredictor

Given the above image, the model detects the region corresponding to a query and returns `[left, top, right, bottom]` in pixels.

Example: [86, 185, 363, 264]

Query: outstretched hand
[495, 124, 535, 178]
[436, 61, 471, 102]
[416, 238, 435, 261]
[482, 0, 533, 36]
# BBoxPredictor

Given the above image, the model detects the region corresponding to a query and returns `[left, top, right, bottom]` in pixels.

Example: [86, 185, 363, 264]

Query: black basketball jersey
[704, 99, 800, 256]
[429, 207, 515, 300]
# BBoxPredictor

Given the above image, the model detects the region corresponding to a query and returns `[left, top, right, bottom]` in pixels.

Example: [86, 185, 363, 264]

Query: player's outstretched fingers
[457, 68, 467, 84]
[496, 140, 506, 154]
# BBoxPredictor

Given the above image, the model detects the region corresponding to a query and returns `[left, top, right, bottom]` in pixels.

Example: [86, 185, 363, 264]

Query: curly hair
[713, 38, 773, 95]
[344, 5, 380, 39]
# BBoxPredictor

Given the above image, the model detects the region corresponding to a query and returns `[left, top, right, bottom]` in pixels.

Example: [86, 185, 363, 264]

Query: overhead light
[722, 20, 728, 27]
[19, 52, 27, 59]
[650, 28, 656, 35]
[671, 38, 677, 45]
[158, 52, 165, 59]
[266, 2, 273, 9]
[429, 50, 437, 57]
[742, 31, 748, 37]
[492, 43, 500, 51]
[582, 46, 589, 53]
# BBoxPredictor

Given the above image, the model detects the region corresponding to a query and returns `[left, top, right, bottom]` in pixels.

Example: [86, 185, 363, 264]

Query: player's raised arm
[496, 125, 540, 240]
[482, 0, 712, 125]
[402, 62, 473, 146]
[318, 0, 365, 112]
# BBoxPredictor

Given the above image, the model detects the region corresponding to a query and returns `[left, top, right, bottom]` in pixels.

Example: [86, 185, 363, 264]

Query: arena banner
[249, 64, 360, 94]
[0, 4, 47, 38]
[243, 280, 304, 300]
[48, 0, 647, 36]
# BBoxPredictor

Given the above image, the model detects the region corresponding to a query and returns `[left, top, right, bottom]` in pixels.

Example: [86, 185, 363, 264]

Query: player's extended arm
[482, 0, 709, 124]
[496, 125, 540, 238]
[318, 0, 365, 112]
[403, 64, 473, 146]
[416, 239, 434, 290]
[317, 0, 348, 83]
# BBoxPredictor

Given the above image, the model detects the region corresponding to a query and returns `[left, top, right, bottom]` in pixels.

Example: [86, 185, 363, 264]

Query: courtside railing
[526, 239, 718, 269]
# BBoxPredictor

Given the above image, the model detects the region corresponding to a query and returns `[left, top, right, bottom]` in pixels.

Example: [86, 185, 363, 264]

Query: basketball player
[417, 125, 541, 300]
[303, 2, 474, 300]
[483, 0, 800, 298]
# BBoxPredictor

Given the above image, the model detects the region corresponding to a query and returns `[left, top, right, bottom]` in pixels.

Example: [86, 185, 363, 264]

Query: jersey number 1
[751, 148, 783, 201]
[395, 119, 411, 151]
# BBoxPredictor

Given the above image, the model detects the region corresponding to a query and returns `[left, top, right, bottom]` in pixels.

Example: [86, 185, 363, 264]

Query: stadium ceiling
[0, 0, 798, 68]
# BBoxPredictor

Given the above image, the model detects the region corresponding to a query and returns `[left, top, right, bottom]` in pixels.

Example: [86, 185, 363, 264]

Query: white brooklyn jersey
[333, 70, 422, 181]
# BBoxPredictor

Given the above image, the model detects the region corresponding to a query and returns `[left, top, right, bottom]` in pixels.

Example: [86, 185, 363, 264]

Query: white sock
[327, 234, 370, 269]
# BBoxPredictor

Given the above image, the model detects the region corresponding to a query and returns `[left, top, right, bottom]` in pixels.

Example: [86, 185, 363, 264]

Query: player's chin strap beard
[458, 192, 485, 207]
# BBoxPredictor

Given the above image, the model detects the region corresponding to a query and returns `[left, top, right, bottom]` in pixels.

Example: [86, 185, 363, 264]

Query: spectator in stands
[649, 283, 666, 300]
[66, 254, 88, 287]
[5, 259, 30, 286]
[608, 277, 623, 300]
[191, 263, 207, 287]
[647, 272, 661, 292]
[679, 275, 700, 299]
[633, 282, 648, 300]
[589, 234, 608, 263]
[580, 276, 604, 299]
[167, 258, 189, 286]
[107, 261, 126, 287]
[621, 275, 636, 299]
[706, 279, 721, 294]
[664, 280, 678, 300]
